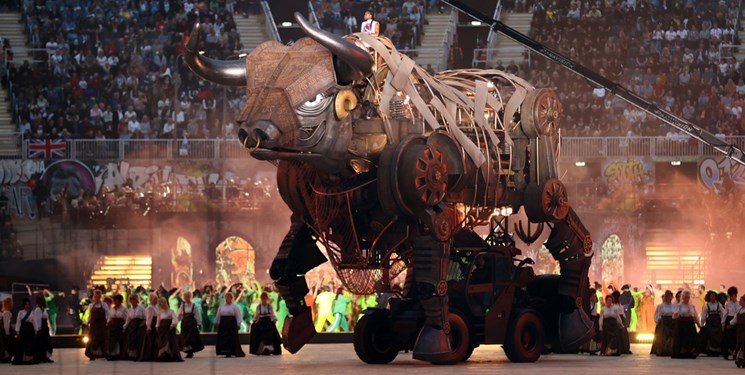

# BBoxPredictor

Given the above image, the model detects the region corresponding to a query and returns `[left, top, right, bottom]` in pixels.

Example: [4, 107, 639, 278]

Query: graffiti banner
[698, 157, 745, 192]
[602, 158, 655, 193]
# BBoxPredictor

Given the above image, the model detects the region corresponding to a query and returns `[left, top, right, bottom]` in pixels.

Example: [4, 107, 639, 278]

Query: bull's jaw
[250, 148, 348, 173]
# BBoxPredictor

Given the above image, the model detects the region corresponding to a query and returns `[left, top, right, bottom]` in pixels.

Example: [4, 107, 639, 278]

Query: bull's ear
[183, 23, 247, 87]
[294, 12, 373, 85]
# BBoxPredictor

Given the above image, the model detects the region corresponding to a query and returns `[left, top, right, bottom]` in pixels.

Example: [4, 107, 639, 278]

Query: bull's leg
[411, 235, 453, 362]
[269, 216, 327, 353]
[544, 207, 594, 350]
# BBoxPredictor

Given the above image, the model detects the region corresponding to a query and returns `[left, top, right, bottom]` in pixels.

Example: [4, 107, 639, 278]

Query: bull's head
[184, 13, 374, 173]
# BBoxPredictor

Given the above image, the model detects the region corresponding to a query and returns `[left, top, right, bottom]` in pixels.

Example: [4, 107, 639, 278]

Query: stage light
[281, 22, 292, 27]
[670, 160, 681, 166]
[575, 161, 586, 167]
[470, 21, 482, 26]
[636, 333, 654, 342]
[83, 336, 89, 344]
[238, 53, 247, 58]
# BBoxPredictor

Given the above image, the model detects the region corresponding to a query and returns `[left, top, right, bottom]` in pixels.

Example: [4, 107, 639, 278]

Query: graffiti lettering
[602, 159, 655, 192]
[698, 157, 745, 191]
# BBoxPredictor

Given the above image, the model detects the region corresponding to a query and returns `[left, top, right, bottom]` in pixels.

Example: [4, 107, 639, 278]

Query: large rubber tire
[503, 309, 544, 363]
[431, 313, 471, 365]
[353, 313, 399, 364]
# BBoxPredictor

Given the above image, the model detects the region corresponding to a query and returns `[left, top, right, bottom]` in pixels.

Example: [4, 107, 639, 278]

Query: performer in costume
[599, 295, 624, 356]
[327, 288, 352, 332]
[137, 293, 159, 361]
[651, 290, 675, 356]
[214, 292, 245, 357]
[360, 10, 379, 36]
[177, 291, 204, 358]
[581, 289, 601, 355]
[85, 290, 109, 360]
[249, 292, 281, 355]
[106, 295, 127, 360]
[699, 290, 723, 356]
[155, 297, 182, 362]
[0, 297, 14, 363]
[723, 287, 739, 360]
[12, 298, 37, 365]
[672, 290, 700, 359]
[732, 295, 745, 368]
[33, 296, 53, 363]
[123, 295, 146, 360]
[638, 286, 656, 334]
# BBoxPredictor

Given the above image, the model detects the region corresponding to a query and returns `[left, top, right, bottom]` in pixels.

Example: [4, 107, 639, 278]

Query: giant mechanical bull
[185, 13, 593, 363]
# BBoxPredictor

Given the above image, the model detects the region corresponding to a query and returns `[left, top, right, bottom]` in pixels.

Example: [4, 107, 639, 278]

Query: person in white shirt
[0, 297, 13, 363]
[671, 290, 699, 358]
[123, 295, 146, 360]
[138, 293, 160, 361]
[651, 290, 675, 356]
[12, 298, 36, 365]
[599, 295, 624, 356]
[360, 10, 379, 36]
[155, 297, 182, 362]
[732, 295, 745, 368]
[177, 291, 204, 358]
[723, 287, 740, 360]
[699, 290, 723, 356]
[249, 292, 281, 355]
[33, 295, 53, 363]
[85, 290, 109, 360]
[106, 295, 127, 360]
[214, 292, 245, 357]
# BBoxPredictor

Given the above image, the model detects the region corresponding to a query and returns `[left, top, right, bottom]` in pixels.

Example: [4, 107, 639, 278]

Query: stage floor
[2, 344, 739, 374]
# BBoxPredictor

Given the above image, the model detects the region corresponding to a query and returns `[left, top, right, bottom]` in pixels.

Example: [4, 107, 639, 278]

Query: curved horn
[294, 12, 374, 84]
[183, 23, 247, 87]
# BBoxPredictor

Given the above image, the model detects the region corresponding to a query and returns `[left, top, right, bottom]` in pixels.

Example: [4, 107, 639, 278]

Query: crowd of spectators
[516, 0, 744, 138]
[0, 211, 23, 260]
[3, 0, 247, 143]
[312, 0, 431, 52]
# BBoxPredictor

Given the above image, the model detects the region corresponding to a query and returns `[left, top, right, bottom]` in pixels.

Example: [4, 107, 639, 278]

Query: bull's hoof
[558, 308, 594, 351]
[281, 308, 316, 354]
[412, 325, 453, 362]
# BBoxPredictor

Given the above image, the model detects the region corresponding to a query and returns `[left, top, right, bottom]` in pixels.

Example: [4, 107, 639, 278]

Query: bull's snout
[239, 120, 282, 149]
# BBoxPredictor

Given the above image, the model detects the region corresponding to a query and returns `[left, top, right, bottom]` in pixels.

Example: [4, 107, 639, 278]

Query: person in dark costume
[698, 290, 723, 356]
[155, 297, 183, 362]
[137, 293, 159, 361]
[250, 292, 282, 356]
[732, 295, 745, 368]
[12, 298, 37, 365]
[123, 295, 146, 360]
[106, 295, 127, 360]
[612, 290, 632, 354]
[651, 290, 675, 356]
[177, 291, 204, 358]
[672, 290, 700, 359]
[599, 295, 624, 356]
[85, 290, 109, 360]
[215, 292, 245, 357]
[66, 287, 81, 335]
[0, 297, 14, 363]
[32, 295, 53, 363]
[723, 287, 739, 360]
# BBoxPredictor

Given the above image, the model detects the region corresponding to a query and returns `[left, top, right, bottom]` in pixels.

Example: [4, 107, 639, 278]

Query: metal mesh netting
[294, 163, 408, 294]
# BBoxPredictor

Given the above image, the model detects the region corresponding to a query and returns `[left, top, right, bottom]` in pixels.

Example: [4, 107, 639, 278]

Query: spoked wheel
[353, 313, 399, 364]
[431, 313, 471, 365]
[503, 309, 544, 363]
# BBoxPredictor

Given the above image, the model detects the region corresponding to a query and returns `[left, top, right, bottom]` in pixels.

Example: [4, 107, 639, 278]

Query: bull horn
[183, 23, 247, 87]
[294, 12, 373, 84]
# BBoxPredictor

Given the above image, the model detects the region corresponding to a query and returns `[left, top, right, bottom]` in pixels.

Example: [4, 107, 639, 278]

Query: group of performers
[0, 296, 53, 365]
[583, 286, 745, 368]
[83, 289, 282, 361]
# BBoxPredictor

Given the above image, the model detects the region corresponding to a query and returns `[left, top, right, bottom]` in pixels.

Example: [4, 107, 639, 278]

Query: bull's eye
[297, 93, 333, 117]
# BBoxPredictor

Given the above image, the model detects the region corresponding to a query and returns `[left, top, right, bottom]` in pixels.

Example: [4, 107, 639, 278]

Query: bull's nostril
[252, 128, 268, 141]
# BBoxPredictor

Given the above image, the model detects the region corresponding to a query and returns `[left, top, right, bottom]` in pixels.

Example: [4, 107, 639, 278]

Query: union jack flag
[28, 139, 67, 159]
